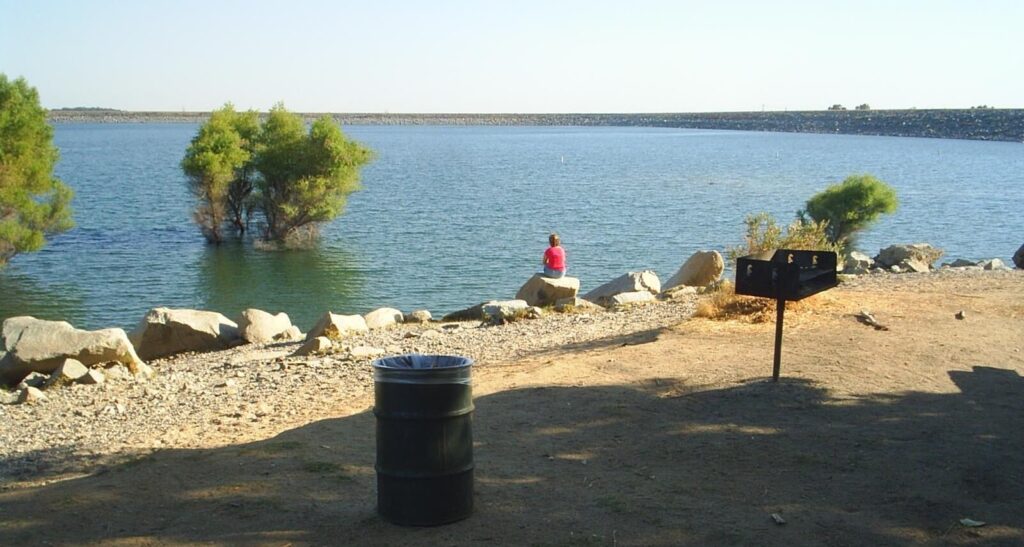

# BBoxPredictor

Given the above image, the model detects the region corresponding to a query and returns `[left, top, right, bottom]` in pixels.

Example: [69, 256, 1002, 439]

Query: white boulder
[274, 325, 304, 342]
[875, 244, 943, 270]
[483, 300, 530, 324]
[515, 274, 581, 307]
[1, 316, 145, 385]
[609, 291, 657, 306]
[843, 251, 875, 274]
[237, 309, 294, 344]
[292, 336, 333, 357]
[306, 312, 368, 340]
[405, 310, 433, 324]
[364, 308, 404, 329]
[584, 270, 661, 306]
[131, 308, 241, 361]
[664, 251, 724, 289]
[43, 358, 89, 389]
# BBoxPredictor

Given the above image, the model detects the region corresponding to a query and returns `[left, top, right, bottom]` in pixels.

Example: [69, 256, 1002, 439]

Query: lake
[1, 124, 1021, 331]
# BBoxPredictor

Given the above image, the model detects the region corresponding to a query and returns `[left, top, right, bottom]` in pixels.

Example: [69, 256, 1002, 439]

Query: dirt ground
[1, 272, 1022, 546]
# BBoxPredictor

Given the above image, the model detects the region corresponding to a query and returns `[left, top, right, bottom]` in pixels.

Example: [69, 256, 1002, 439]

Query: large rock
[442, 302, 489, 322]
[364, 308, 404, 329]
[843, 251, 875, 274]
[664, 251, 724, 289]
[609, 291, 657, 306]
[292, 336, 332, 357]
[274, 325, 304, 342]
[515, 274, 581, 307]
[0, 317, 145, 385]
[131, 308, 240, 361]
[979, 258, 1008, 271]
[584, 270, 661, 306]
[306, 312, 368, 340]
[899, 258, 931, 273]
[482, 300, 530, 324]
[405, 310, 432, 324]
[874, 244, 944, 270]
[237, 309, 294, 344]
[1014, 243, 1024, 269]
[554, 297, 603, 312]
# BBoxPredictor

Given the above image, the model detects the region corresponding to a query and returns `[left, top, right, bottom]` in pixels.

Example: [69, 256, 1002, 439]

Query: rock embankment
[47, 109, 1024, 142]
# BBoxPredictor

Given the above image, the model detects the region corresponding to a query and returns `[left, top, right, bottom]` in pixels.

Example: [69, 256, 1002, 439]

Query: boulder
[1, 317, 145, 385]
[946, 258, 977, 268]
[274, 325, 304, 342]
[442, 302, 490, 322]
[664, 251, 724, 289]
[483, 300, 530, 324]
[898, 258, 931, 273]
[405, 310, 433, 324]
[237, 309, 294, 344]
[874, 244, 943, 270]
[515, 274, 580, 307]
[79, 369, 105, 385]
[584, 270, 661, 306]
[292, 336, 332, 357]
[554, 297, 603, 312]
[364, 308, 404, 329]
[306, 313, 368, 340]
[1014, 243, 1024, 269]
[131, 308, 240, 361]
[843, 251, 875, 274]
[609, 291, 657, 306]
[979, 258, 1008, 271]
[43, 358, 89, 389]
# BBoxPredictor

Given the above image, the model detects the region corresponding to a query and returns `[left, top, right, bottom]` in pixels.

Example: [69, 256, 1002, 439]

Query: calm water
[1, 124, 1021, 331]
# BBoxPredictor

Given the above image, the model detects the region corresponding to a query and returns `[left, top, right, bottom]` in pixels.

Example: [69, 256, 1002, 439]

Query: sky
[1, 0, 1021, 113]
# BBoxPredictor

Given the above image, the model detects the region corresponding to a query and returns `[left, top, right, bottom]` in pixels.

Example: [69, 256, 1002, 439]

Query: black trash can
[372, 354, 474, 526]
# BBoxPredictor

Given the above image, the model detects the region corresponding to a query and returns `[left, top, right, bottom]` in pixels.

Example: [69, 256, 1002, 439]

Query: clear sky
[1, 0, 1020, 112]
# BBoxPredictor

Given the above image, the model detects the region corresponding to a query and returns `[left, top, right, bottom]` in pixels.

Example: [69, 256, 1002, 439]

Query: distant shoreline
[47, 108, 1024, 142]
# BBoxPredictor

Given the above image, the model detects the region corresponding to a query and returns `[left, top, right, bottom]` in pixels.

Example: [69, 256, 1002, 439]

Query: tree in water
[182, 103, 372, 247]
[0, 75, 74, 267]
[181, 104, 258, 243]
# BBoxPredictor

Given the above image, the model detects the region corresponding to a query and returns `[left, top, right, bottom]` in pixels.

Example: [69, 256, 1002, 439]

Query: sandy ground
[1, 271, 1022, 546]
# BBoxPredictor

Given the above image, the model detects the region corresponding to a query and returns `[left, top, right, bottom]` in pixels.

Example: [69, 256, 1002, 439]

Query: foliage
[855, 104, 871, 111]
[0, 75, 74, 267]
[799, 174, 898, 249]
[181, 104, 258, 242]
[727, 212, 840, 264]
[182, 103, 373, 246]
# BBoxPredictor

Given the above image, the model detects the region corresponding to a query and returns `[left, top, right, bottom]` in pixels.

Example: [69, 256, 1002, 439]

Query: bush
[727, 212, 840, 264]
[799, 174, 898, 249]
[0, 75, 74, 267]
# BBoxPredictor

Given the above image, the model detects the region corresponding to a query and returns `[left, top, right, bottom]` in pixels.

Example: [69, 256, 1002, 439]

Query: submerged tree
[181, 104, 258, 243]
[799, 174, 898, 250]
[182, 103, 372, 247]
[0, 75, 74, 267]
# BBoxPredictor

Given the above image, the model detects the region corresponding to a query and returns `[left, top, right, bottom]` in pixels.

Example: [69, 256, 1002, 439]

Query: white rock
[515, 274, 581, 307]
[664, 251, 724, 289]
[274, 325, 304, 342]
[18, 386, 47, 404]
[1, 316, 145, 385]
[0, 389, 19, 405]
[78, 369, 106, 385]
[292, 336, 333, 357]
[899, 258, 930, 273]
[609, 291, 657, 306]
[875, 244, 943, 269]
[482, 300, 530, 324]
[306, 313, 368, 340]
[131, 308, 240, 360]
[237, 309, 294, 344]
[43, 358, 90, 389]
[979, 258, 1007, 271]
[843, 251, 875, 274]
[584, 270, 661, 306]
[364, 308, 404, 330]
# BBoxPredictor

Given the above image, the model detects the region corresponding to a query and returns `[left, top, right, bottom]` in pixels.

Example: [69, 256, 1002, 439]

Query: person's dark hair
[549, 233, 560, 247]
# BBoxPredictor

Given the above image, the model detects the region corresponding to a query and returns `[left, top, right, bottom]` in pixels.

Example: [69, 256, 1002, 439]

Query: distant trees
[799, 174, 898, 249]
[182, 103, 373, 247]
[855, 104, 871, 111]
[0, 75, 74, 268]
[828, 104, 847, 111]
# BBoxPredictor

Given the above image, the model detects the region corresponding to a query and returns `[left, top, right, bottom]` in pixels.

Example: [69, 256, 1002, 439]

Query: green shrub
[799, 174, 898, 249]
[727, 212, 840, 265]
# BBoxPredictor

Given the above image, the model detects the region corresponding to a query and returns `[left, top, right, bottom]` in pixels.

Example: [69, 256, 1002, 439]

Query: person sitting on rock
[542, 233, 567, 278]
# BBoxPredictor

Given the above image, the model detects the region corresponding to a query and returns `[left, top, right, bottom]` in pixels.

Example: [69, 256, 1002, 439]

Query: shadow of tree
[1, 366, 1021, 545]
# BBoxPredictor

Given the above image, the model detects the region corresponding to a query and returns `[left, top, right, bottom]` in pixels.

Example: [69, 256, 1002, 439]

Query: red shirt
[544, 246, 566, 270]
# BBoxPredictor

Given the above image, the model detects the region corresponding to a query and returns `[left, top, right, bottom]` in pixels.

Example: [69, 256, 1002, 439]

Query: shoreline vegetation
[48, 108, 1024, 142]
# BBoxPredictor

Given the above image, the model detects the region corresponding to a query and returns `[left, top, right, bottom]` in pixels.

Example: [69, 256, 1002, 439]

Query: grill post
[773, 296, 785, 382]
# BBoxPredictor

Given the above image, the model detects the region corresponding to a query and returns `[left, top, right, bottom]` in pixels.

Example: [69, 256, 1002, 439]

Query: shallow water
[1, 124, 1021, 330]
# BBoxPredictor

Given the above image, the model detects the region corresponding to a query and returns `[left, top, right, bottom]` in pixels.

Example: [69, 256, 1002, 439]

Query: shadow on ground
[1, 366, 1022, 546]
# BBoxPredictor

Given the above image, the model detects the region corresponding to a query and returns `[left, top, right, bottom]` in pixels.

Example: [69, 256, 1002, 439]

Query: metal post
[773, 296, 785, 382]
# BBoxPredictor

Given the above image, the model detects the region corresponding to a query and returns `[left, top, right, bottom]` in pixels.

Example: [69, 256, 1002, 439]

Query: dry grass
[694, 280, 829, 323]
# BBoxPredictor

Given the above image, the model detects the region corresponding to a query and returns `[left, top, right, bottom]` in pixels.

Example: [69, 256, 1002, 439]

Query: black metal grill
[734, 249, 838, 381]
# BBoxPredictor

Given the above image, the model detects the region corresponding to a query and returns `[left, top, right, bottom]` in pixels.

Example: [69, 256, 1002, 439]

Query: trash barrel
[372, 354, 474, 525]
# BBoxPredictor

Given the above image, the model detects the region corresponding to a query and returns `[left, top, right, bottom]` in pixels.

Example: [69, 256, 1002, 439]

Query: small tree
[799, 174, 898, 249]
[0, 75, 74, 267]
[728, 212, 839, 264]
[253, 105, 373, 245]
[181, 104, 258, 243]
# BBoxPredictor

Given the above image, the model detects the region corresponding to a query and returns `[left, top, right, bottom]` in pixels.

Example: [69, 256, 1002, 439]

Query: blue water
[1, 124, 1021, 331]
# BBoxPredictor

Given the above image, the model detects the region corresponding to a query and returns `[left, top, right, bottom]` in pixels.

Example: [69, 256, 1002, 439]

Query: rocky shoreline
[48, 108, 1024, 142]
